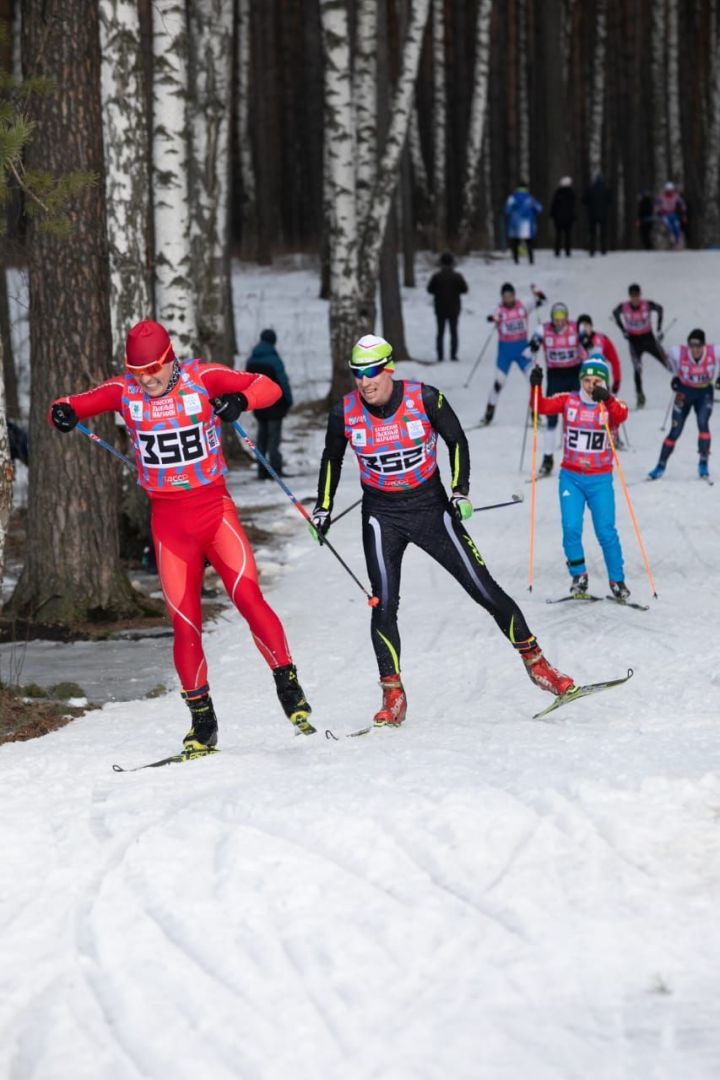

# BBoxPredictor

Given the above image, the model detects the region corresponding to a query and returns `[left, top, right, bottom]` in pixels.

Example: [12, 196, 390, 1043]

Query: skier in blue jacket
[504, 183, 543, 265]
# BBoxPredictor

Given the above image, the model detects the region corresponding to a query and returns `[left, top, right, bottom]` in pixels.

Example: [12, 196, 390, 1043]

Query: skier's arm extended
[50, 378, 125, 421]
[422, 385, 470, 494]
[315, 402, 348, 512]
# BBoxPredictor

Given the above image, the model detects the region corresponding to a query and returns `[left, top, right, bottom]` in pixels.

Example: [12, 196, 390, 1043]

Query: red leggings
[150, 483, 291, 693]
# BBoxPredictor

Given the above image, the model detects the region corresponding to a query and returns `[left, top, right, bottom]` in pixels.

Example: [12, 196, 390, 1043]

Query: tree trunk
[99, 0, 153, 368]
[236, 0, 257, 259]
[666, 0, 684, 185]
[0, 263, 19, 420]
[0, 332, 11, 610]
[703, 2, 720, 244]
[432, 0, 447, 250]
[458, 0, 493, 248]
[152, 0, 197, 351]
[517, 0, 530, 184]
[587, 0, 607, 180]
[400, 140, 416, 286]
[651, 0, 669, 189]
[320, 0, 362, 403]
[541, 0, 568, 243]
[355, 0, 378, 229]
[188, 0, 234, 363]
[408, 106, 430, 205]
[11, 0, 139, 625]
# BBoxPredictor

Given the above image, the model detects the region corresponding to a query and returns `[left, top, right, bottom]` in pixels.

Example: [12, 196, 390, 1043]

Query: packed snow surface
[3, 251, 720, 1079]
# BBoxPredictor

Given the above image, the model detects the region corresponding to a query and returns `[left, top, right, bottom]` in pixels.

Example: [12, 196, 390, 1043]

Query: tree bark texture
[235, 0, 257, 259]
[458, 0, 493, 247]
[0, 264, 19, 419]
[651, 0, 669, 189]
[587, 0, 607, 180]
[0, 332, 11, 609]
[99, 0, 153, 367]
[12, 0, 139, 625]
[431, 0, 446, 250]
[666, 0, 684, 185]
[152, 0, 197, 350]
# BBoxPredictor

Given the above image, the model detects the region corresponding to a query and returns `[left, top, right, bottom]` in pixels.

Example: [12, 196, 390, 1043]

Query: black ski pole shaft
[331, 497, 363, 525]
[476, 493, 524, 512]
[519, 404, 531, 473]
[463, 325, 496, 389]
[76, 422, 136, 471]
[231, 420, 378, 607]
[660, 392, 674, 431]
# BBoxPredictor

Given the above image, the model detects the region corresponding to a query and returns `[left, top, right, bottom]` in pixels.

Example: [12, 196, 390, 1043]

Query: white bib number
[137, 426, 208, 468]
[566, 427, 606, 453]
[359, 445, 425, 475]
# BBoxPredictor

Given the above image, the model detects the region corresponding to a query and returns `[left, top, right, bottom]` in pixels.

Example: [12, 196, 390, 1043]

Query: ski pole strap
[230, 420, 379, 607]
[76, 422, 136, 472]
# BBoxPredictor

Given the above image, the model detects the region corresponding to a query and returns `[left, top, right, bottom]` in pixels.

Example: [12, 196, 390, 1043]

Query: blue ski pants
[559, 468, 624, 583]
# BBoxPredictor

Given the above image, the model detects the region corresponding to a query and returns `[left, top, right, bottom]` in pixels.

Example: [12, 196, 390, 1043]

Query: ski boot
[481, 404, 495, 427]
[636, 391, 646, 409]
[539, 454, 554, 478]
[647, 463, 665, 480]
[609, 580, 631, 600]
[522, 645, 574, 696]
[374, 674, 407, 727]
[570, 572, 589, 596]
[699, 459, 710, 479]
[182, 689, 218, 752]
[273, 663, 316, 735]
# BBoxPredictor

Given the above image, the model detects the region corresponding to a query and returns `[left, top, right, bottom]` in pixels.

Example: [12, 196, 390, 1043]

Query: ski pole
[331, 497, 363, 525]
[230, 419, 378, 607]
[660, 391, 675, 431]
[519, 403, 531, 472]
[463, 324, 496, 389]
[657, 316, 676, 346]
[76, 422, 136, 471]
[476, 493, 524, 512]
[600, 409, 658, 599]
[528, 386, 539, 591]
[621, 422, 631, 448]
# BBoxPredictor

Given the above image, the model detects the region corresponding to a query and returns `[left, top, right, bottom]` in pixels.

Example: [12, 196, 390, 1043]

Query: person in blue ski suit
[504, 183, 543, 265]
[530, 354, 631, 599]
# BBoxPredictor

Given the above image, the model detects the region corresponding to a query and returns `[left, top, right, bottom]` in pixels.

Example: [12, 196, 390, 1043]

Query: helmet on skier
[579, 354, 610, 386]
[125, 320, 176, 374]
[500, 282, 515, 297]
[687, 328, 706, 346]
[550, 302, 569, 326]
[349, 334, 394, 376]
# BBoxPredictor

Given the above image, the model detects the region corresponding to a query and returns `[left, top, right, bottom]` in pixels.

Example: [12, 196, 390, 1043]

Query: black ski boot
[539, 454, 554, 477]
[609, 580, 631, 600]
[481, 403, 495, 426]
[182, 690, 218, 752]
[273, 663, 316, 735]
[570, 572, 589, 596]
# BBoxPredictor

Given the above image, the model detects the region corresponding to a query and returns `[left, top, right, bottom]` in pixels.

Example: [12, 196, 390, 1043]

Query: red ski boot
[522, 646, 575, 696]
[373, 675, 407, 727]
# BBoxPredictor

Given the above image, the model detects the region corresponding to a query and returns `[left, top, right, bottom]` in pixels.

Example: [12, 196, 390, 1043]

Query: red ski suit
[53, 362, 292, 693]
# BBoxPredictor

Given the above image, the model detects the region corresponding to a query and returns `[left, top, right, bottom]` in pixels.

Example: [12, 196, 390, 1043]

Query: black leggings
[510, 237, 535, 265]
[554, 224, 572, 256]
[362, 498, 534, 677]
[660, 386, 713, 465]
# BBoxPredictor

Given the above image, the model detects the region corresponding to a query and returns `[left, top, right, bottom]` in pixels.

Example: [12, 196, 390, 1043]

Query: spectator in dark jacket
[426, 252, 469, 362]
[245, 329, 293, 479]
[550, 176, 576, 257]
[583, 174, 612, 255]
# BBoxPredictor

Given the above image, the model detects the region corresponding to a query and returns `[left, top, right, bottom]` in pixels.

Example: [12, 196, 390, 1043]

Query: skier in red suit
[50, 320, 314, 752]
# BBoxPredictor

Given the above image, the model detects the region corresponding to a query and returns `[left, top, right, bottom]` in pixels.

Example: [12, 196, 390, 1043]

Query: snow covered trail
[3, 251, 720, 1079]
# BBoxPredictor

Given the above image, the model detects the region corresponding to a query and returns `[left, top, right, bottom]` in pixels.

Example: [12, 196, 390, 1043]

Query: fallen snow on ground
[3, 251, 720, 1079]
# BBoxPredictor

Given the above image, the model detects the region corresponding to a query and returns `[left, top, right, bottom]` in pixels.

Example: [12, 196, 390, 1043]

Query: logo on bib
[406, 419, 425, 440]
[182, 392, 202, 416]
[351, 428, 367, 447]
[129, 401, 143, 421]
[375, 424, 400, 444]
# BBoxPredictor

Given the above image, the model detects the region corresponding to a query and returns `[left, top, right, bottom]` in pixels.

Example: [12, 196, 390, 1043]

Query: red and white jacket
[532, 388, 628, 475]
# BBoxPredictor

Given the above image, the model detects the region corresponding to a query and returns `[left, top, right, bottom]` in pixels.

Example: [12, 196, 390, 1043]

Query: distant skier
[426, 251, 469, 362]
[530, 355, 631, 599]
[647, 329, 720, 482]
[612, 283, 667, 408]
[655, 182, 687, 248]
[529, 302, 587, 477]
[550, 176, 576, 257]
[480, 281, 546, 426]
[504, 182, 542, 265]
[310, 334, 576, 727]
[50, 319, 315, 753]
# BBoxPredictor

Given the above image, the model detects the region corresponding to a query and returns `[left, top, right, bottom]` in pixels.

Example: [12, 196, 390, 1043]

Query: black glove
[529, 339, 541, 354]
[657, 328, 664, 343]
[612, 381, 620, 395]
[50, 402, 78, 433]
[579, 331, 593, 351]
[212, 393, 248, 422]
[486, 315, 496, 323]
[622, 331, 630, 340]
[715, 376, 720, 391]
[529, 366, 544, 388]
[671, 376, 680, 391]
[308, 507, 331, 544]
[591, 384, 610, 403]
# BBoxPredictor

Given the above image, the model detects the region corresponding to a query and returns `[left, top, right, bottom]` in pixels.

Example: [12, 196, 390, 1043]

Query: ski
[546, 593, 604, 604]
[605, 596, 650, 612]
[112, 747, 219, 772]
[325, 726, 373, 740]
[533, 668, 634, 720]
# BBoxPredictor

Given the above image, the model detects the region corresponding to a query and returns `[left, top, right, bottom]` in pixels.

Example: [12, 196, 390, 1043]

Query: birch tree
[235, 0, 257, 258]
[408, 107, 429, 203]
[703, 4, 720, 244]
[432, 0, 446, 249]
[152, 0, 197, 351]
[666, 0, 684, 185]
[651, 0, 669, 188]
[458, 0, 493, 247]
[99, 0, 153, 367]
[587, 0, 607, 180]
[354, 0, 378, 228]
[188, 0, 234, 362]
